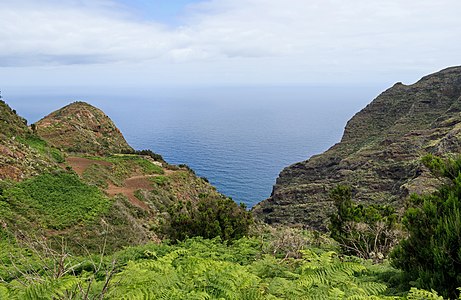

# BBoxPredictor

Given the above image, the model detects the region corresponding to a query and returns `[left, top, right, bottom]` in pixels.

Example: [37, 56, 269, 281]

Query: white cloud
[1, 0, 460, 85]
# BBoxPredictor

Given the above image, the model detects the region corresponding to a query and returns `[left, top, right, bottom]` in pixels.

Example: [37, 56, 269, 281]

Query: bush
[391, 155, 461, 298]
[329, 185, 402, 261]
[164, 196, 253, 242]
[121, 149, 165, 163]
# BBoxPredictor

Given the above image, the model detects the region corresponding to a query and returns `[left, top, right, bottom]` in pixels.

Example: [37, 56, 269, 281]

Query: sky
[1, 0, 460, 88]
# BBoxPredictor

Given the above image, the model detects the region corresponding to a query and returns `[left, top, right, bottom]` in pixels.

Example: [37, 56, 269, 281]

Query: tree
[391, 154, 461, 298]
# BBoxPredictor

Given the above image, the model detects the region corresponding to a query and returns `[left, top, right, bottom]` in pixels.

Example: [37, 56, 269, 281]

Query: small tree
[391, 154, 461, 298]
[329, 185, 401, 261]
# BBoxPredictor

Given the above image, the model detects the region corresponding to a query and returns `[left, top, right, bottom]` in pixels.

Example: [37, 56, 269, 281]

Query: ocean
[5, 86, 380, 207]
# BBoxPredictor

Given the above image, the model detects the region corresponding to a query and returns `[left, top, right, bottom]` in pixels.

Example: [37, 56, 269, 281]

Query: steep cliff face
[35, 101, 133, 154]
[253, 66, 461, 230]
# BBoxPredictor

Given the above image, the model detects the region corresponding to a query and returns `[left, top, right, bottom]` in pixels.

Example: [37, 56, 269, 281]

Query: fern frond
[0, 285, 11, 300]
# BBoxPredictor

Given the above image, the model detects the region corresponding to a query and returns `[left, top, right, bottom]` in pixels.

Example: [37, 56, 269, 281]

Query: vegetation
[329, 186, 402, 261]
[17, 134, 65, 163]
[1, 233, 453, 300]
[1, 172, 110, 230]
[391, 155, 461, 298]
[0, 100, 29, 139]
[121, 149, 165, 163]
[34, 101, 134, 154]
[164, 197, 253, 242]
[4, 98, 461, 298]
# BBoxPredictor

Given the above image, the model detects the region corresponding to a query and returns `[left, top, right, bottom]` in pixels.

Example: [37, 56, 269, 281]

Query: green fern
[2, 276, 80, 300]
[1, 236, 446, 300]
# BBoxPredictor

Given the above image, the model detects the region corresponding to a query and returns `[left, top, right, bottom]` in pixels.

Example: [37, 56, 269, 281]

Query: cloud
[1, 0, 461, 84]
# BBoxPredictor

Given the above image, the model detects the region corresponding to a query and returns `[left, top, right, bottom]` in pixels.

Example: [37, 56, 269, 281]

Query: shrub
[329, 185, 402, 261]
[135, 149, 164, 162]
[164, 196, 253, 242]
[391, 154, 461, 298]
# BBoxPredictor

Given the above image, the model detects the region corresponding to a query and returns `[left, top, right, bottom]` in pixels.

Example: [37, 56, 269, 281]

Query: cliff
[35, 101, 133, 154]
[253, 66, 461, 230]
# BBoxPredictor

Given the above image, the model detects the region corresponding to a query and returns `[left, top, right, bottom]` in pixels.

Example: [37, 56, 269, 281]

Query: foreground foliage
[391, 155, 461, 298]
[0, 236, 414, 300]
[329, 186, 402, 261]
[0, 235, 453, 299]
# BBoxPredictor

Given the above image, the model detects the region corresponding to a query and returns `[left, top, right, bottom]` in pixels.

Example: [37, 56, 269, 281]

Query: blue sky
[115, 0, 200, 24]
[1, 0, 460, 88]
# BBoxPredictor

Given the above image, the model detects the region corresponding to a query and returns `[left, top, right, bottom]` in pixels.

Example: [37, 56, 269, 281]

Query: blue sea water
[5, 86, 380, 207]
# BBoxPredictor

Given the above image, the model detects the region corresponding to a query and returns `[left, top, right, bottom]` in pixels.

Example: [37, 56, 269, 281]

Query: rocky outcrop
[253, 66, 461, 230]
[35, 101, 133, 154]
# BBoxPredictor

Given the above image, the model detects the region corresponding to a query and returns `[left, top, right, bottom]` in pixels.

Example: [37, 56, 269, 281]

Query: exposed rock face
[35, 101, 133, 154]
[253, 66, 461, 230]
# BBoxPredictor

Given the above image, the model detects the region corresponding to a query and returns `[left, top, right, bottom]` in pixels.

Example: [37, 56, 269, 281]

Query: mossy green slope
[254, 66, 461, 230]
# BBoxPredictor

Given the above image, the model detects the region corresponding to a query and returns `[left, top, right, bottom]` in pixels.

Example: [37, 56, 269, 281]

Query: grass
[87, 154, 164, 174]
[17, 134, 65, 163]
[82, 164, 113, 188]
[151, 175, 169, 186]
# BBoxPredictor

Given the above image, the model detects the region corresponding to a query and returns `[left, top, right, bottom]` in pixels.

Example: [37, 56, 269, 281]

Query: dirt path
[65, 156, 169, 210]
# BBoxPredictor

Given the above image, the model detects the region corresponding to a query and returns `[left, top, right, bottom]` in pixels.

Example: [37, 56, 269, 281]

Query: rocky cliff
[35, 101, 133, 154]
[253, 66, 461, 230]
